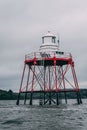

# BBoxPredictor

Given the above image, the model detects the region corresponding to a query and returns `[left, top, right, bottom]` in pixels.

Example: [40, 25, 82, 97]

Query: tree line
[0, 89, 87, 100]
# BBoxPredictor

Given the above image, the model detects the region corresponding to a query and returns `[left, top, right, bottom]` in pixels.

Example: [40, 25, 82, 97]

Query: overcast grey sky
[0, 0, 87, 91]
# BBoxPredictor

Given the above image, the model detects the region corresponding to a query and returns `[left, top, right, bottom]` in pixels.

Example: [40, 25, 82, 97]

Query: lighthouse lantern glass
[42, 36, 56, 44]
[52, 37, 56, 43]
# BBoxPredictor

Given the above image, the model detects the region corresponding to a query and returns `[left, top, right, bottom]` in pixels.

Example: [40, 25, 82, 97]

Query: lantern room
[39, 31, 59, 52]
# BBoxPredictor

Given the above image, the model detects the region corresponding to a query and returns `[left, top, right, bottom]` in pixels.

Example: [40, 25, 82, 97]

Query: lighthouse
[16, 31, 82, 105]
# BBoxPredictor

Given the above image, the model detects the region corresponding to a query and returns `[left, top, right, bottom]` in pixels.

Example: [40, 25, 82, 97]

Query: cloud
[0, 0, 87, 91]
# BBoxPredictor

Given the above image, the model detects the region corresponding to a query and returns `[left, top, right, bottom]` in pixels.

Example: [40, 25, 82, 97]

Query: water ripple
[0, 100, 87, 130]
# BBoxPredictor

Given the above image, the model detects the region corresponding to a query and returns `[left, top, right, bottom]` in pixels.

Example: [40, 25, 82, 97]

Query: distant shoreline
[0, 89, 87, 100]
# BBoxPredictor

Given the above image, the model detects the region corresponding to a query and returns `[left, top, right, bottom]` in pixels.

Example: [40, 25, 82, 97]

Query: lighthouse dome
[43, 31, 55, 37]
[39, 31, 59, 52]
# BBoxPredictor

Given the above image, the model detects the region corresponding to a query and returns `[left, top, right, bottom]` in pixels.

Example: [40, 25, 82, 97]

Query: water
[0, 100, 87, 130]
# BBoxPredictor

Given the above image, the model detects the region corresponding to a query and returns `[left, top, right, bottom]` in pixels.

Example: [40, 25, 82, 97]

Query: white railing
[25, 51, 72, 61]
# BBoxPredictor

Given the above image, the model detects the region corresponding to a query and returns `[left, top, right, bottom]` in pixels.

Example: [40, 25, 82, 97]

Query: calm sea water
[0, 99, 87, 130]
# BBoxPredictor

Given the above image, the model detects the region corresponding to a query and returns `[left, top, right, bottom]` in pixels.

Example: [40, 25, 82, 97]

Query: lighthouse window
[52, 37, 56, 43]
[42, 37, 44, 43]
[44, 37, 52, 43]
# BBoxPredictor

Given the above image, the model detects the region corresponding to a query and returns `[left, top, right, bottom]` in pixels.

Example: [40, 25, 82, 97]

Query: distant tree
[8, 89, 13, 94]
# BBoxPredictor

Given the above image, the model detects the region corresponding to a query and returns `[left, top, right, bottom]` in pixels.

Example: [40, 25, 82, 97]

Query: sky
[0, 0, 87, 92]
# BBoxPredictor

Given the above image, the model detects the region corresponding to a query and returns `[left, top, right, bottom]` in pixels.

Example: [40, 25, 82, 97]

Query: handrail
[25, 51, 72, 61]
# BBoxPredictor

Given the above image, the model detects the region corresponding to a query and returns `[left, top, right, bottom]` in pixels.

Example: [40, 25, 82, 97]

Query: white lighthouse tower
[39, 31, 59, 52]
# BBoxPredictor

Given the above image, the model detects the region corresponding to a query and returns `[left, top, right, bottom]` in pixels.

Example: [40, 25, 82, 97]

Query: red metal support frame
[59, 64, 69, 89]
[17, 51, 82, 105]
[24, 65, 30, 104]
[19, 63, 26, 93]
[16, 63, 26, 105]
[61, 67, 66, 91]
[31, 59, 36, 92]
[44, 66, 46, 91]
[26, 65, 30, 92]
[49, 66, 51, 91]
[71, 63, 79, 91]
[62, 66, 67, 103]
[54, 57, 58, 92]
[30, 66, 43, 90]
